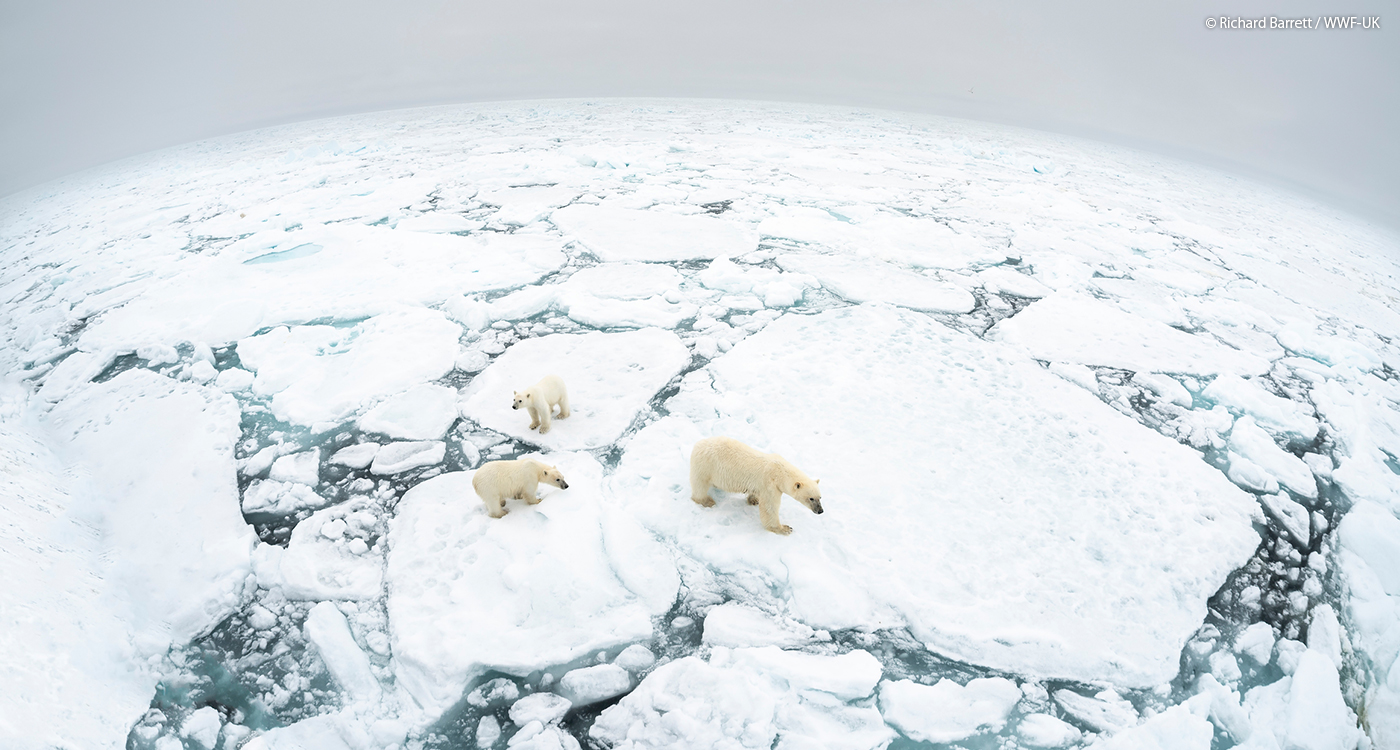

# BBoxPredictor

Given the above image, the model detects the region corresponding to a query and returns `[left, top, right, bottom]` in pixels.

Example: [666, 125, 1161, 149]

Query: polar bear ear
[815, 479, 820, 484]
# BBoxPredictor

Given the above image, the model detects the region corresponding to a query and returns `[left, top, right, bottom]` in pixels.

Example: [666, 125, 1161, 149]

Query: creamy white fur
[689, 436, 823, 535]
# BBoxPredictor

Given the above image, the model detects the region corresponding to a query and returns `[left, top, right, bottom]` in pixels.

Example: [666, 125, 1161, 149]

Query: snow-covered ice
[458, 328, 689, 451]
[2, 99, 1397, 749]
[386, 454, 670, 715]
[613, 304, 1259, 687]
[877, 677, 1022, 743]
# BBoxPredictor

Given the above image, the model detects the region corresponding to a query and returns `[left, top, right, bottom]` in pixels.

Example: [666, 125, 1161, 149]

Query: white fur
[471, 458, 569, 518]
[512, 375, 571, 434]
[689, 436, 823, 535]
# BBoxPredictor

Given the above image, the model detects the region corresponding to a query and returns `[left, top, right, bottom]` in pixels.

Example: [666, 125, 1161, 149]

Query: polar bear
[689, 436, 823, 535]
[472, 458, 570, 518]
[512, 375, 570, 434]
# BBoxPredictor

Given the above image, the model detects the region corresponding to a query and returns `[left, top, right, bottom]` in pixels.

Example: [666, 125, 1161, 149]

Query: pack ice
[613, 304, 1259, 686]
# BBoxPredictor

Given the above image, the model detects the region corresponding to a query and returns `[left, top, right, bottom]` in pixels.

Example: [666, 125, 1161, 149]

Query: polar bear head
[511, 391, 533, 411]
[537, 463, 569, 490]
[790, 478, 823, 514]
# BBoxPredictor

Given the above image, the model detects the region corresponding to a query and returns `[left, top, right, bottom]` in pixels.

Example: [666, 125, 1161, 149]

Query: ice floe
[458, 328, 689, 451]
[613, 304, 1259, 687]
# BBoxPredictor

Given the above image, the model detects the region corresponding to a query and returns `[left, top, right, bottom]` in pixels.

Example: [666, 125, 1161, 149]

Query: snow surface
[612, 304, 1259, 686]
[457, 328, 689, 451]
[386, 454, 672, 715]
[2, 100, 1398, 749]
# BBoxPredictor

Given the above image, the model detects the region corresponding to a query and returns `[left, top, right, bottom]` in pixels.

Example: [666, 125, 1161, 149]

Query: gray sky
[2, 0, 1395, 225]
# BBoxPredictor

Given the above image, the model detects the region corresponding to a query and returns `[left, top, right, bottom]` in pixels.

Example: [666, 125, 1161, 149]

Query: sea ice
[590, 646, 892, 750]
[458, 328, 689, 451]
[557, 664, 632, 706]
[269, 449, 320, 486]
[358, 384, 460, 440]
[877, 677, 1022, 743]
[369, 440, 446, 475]
[776, 253, 974, 313]
[990, 293, 1271, 376]
[386, 455, 666, 715]
[276, 501, 384, 600]
[701, 602, 819, 648]
[1016, 713, 1082, 748]
[45, 370, 255, 648]
[241, 479, 328, 516]
[1204, 375, 1320, 442]
[305, 601, 382, 704]
[237, 307, 461, 426]
[551, 204, 757, 262]
[613, 304, 1258, 687]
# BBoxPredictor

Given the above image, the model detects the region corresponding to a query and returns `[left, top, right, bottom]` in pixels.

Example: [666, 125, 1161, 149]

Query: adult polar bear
[690, 436, 823, 535]
[472, 458, 570, 518]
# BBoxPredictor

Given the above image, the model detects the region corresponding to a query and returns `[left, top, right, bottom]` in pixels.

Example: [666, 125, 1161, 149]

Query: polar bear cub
[690, 436, 823, 535]
[513, 375, 570, 434]
[472, 458, 570, 518]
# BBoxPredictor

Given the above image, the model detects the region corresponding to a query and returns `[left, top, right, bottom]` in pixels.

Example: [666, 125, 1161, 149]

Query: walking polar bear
[690, 436, 824, 535]
[513, 375, 570, 434]
[472, 458, 570, 518]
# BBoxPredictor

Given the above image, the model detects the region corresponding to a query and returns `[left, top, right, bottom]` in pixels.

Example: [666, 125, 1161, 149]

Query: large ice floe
[1, 100, 1396, 749]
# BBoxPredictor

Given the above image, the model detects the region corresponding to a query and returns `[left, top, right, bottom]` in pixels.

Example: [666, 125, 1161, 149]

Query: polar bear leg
[538, 406, 552, 434]
[759, 494, 792, 535]
[690, 466, 716, 507]
[527, 405, 541, 430]
[746, 492, 760, 505]
[486, 494, 509, 518]
[557, 392, 570, 419]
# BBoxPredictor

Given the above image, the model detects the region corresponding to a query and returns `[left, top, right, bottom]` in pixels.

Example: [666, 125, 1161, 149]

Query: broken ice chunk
[509, 693, 571, 726]
[878, 677, 1022, 743]
[305, 602, 381, 704]
[1260, 492, 1311, 546]
[613, 644, 656, 672]
[1203, 375, 1319, 441]
[1228, 417, 1317, 498]
[701, 602, 817, 648]
[1234, 621, 1276, 665]
[1135, 372, 1193, 408]
[369, 441, 445, 475]
[557, 664, 631, 707]
[358, 384, 459, 440]
[1225, 451, 1280, 494]
[330, 443, 380, 469]
[1016, 713, 1082, 748]
[179, 707, 221, 750]
[1052, 688, 1138, 733]
[269, 449, 320, 486]
[241, 479, 328, 515]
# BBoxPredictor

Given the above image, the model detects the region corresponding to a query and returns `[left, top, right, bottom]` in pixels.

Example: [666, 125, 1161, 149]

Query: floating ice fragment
[1234, 622, 1276, 665]
[878, 677, 1022, 743]
[509, 692, 572, 726]
[1228, 417, 1317, 498]
[180, 706, 222, 750]
[215, 367, 255, 392]
[702, 602, 817, 648]
[1225, 452, 1280, 494]
[330, 442, 380, 469]
[269, 449, 320, 485]
[613, 644, 656, 672]
[558, 664, 631, 706]
[1203, 375, 1318, 441]
[1016, 713, 1082, 748]
[1090, 703, 1212, 749]
[280, 503, 384, 600]
[242, 479, 327, 515]
[370, 440, 445, 474]
[476, 715, 501, 748]
[1052, 688, 1138, 733]
[777, 253, 973, 313]
[1259, 492, 1311, 546]
[1135, 372, 1193, 408]
[305, 601, 381, 704]
[358, 384, 459, 440]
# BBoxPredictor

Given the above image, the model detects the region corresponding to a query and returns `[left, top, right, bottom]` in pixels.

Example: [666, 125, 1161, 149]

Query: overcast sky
[2, 0, 1395, 225]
